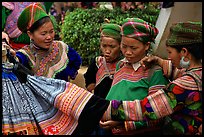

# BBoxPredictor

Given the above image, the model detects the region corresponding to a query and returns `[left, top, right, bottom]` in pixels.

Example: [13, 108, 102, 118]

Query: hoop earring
[179, 56, 190, 69]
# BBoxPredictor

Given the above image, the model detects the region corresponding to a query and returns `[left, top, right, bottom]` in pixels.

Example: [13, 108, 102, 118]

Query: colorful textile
[84, 56, 120, 99]
[2, 62, 109, 135]
[166, 22, 202, 46]
[16, 41, 81, 81]
[17, 3, 49, 32]
[95, 56, 117, 87]
[105, 59, 169, 132]
[106, 61, 169, 101]
[102, 61, 202, 135]
[2, 2, 34, 38]
[121, 18, 159, 43]
[17, 41, 68, 78]
[100, 23, 121, 42]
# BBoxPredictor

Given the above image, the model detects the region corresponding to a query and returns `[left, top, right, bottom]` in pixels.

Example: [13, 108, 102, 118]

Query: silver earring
[179, 56, 190, 69]
[30, 39, 33, 45]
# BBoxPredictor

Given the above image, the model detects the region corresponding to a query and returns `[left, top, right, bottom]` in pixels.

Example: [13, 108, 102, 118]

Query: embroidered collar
[121, 58, 141, 71]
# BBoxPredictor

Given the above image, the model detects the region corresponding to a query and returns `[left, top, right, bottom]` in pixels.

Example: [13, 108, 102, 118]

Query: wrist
[155, 56, 163, 67]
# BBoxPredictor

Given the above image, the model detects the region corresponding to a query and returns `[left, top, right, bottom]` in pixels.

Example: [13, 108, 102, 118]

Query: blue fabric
[2, 71, 17, 81]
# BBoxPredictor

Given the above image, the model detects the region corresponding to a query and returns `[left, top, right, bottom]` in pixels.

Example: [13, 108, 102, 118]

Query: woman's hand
[99, 120, 123, 130]
[86, 83, 96, 93]
[140, 55, 162, 69]
[2, 32, 10, 45]
[2, 40, 16, 58]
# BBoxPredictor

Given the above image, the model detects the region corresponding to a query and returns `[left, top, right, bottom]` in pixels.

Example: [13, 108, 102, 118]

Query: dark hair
[28, 16, 52, 33]
[168, 43, 202, 60]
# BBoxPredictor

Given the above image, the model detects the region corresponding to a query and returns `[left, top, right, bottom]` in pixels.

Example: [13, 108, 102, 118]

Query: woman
[2, 2, 53, 50]
[101, 21, 202, 135]
[84, 23, 122, 98]
[14, 3, 82, 81]
[84, 23, 122, 135]
[103, 18, 169, 135]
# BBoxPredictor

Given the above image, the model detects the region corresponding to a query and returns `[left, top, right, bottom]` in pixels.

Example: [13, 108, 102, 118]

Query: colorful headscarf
[100, 23, 121, 42]
[166, 21, 202, 46]
[121, 18, 159, 43]
[17, 3, 49, 32]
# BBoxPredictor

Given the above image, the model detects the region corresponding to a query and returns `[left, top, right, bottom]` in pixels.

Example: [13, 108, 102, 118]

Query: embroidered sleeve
[162, 60, 185, 80]
[102, 89, 173, 121]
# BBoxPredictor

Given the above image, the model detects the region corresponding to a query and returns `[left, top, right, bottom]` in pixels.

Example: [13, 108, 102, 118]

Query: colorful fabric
[84, 56, 120, 99]
[17, 3, 49, 32]
[105, 60, 169, 132]
[166, 21, 202, 46]
[17, 41, 68, 78]
[16, 40, 82, 81]
[100, 23, 121, 42]
[121, 18, 159, 43]
[106, 61, 169, 101]
[95, 56, 117, 86]
[102, 63, 202, 135]
[2, 62, 109, 135]
[2, 2, 34, 38]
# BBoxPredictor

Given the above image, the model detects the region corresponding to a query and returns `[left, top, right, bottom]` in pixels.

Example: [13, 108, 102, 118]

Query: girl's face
[166, 46, 182, 68]
[28, 21, 55, 50]
[120, 36, 149, 64]
[100, 36, 121, 62]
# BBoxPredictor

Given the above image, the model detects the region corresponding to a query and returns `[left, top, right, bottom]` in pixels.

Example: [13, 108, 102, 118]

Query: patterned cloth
[2, 2, 34, 38]
[17, 3, 49, 32]
[105, 59, 169, 133]
[2, 62, 109, 135]
[84, 56, 120, 99]
[102, 60, 202, 135]
[16, 41, 82, 81]
[121, 18, 159, 43]
[100, 23, 121, 42]
[166, 22, 202, 46]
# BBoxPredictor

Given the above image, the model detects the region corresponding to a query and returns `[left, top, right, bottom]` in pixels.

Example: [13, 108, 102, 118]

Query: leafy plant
[60, 6, 160, 66]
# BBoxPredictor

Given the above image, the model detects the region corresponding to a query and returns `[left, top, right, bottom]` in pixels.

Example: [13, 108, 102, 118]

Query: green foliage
[60, 7, 160, 66]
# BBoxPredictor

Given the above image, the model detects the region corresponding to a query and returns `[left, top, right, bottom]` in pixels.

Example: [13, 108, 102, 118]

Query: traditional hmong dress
[16, 41, 82, 81]
[2, 2, 54, 50]
[102, 60, 202, 135]
[2, 62, 109, 135]
[84, 56, 120, 98]
[105, 58, 169, 133]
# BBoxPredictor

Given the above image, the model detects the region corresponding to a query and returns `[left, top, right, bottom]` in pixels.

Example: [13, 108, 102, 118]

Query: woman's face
[120, 36, 149, 64]
[28, 21, 55, 50]
[100, 36, 121, 62]
[166, 46, 182, 68]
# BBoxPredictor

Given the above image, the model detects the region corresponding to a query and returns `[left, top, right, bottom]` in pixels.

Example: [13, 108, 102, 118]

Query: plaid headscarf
[100, 23, 121, 42]
[121, 18, 159, 43]
[17, 3, 49, 32]
[166, 21, 202, 46]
